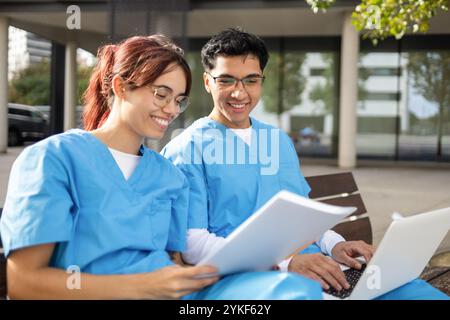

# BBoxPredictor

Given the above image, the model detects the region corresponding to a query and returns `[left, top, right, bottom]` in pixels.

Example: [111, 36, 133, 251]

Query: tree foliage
[309, 53, 369, 114]
[306, 0, 449, 44]
[262, 52, 307, 115]
[9, 60, 94, 106]
[9, 61, 51, 105]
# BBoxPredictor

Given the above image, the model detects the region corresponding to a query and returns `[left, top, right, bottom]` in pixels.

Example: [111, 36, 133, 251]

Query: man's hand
[331, 241, 375, 269]
[288, 253, 350, 291]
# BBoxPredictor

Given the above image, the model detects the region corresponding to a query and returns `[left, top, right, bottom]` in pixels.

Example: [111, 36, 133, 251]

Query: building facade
[0, 0, 449, 164]
[8, 26, 51, 80]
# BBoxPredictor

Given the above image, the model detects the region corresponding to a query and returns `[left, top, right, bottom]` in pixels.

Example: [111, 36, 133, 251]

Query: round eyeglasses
[145, 84, 190, 113]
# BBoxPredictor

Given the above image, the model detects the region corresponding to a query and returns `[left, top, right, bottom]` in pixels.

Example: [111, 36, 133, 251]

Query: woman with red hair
[0, 35, 219, 299]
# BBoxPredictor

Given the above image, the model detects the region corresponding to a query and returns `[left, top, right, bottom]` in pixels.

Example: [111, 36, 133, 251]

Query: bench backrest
[305, 172, 373, 245]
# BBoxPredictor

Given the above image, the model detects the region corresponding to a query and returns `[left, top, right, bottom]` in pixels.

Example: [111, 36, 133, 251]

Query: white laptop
[197, 190, 356, 276]
[323, 206, 450, 300]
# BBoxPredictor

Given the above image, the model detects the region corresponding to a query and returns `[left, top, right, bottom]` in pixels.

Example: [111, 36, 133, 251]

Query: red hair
[82, 35, 192, 131]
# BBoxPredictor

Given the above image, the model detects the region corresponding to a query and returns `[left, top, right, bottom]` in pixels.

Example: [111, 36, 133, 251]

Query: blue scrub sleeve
[283, 132, 311, 197]
[0, 145, 75, 257]
[166, 176, 189, 252]
[177, 163, 209, 229]
[162, 142, 209, 230]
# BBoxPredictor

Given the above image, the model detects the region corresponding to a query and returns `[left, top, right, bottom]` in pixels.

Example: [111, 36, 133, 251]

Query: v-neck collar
[204, 116, 257, 146]
[202, 117, 259, 163]
[79, 129, 151, 190]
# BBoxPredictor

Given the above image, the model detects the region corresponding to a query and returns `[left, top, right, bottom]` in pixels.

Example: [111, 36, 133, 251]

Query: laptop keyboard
[324, 264, 367, 299]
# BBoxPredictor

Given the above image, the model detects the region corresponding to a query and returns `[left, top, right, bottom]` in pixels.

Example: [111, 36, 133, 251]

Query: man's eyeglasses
[145, 84, 189, 113]
[206, 72, 265, 89]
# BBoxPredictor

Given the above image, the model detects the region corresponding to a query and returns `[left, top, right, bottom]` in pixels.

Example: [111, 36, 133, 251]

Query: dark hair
[201, 27, 269, 72]
[83, 35, 191, 131]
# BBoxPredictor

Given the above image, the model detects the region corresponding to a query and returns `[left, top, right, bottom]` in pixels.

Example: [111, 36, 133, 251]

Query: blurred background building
[0, 0, 449, 165]
[8, 26, 51, 80]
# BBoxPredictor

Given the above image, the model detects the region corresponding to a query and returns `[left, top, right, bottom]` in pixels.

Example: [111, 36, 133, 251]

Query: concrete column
[64, 41, 77, 131]
[338, 12, 359, 168]
[0, 17, 8, 153]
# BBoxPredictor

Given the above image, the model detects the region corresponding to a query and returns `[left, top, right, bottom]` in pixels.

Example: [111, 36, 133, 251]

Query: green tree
[9, 60, 94, 106]
[9, 60, 50, 105]
[407, 51, 450, 158]
[309, 53, 369, 114]
[306, 0, 449, 44]
[308, 53, 336, 114]
[262, 51, 306, 125]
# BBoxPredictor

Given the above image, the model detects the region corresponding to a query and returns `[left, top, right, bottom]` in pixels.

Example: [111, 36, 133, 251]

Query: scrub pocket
[149, 199, 172, 249]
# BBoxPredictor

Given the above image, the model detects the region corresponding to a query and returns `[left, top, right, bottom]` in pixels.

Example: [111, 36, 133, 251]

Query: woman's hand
[139, 265, 219, 299]
[7, 244, 219, 300]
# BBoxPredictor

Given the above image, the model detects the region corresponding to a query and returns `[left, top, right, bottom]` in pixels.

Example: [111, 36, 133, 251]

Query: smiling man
[161, 27, 448, 300]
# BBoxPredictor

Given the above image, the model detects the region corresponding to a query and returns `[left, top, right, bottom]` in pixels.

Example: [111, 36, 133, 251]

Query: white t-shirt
[108, 147, 142, 180]
[230, 126, 252, 146]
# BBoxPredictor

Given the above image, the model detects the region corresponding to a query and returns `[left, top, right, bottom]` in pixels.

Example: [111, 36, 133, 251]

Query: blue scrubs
[162, 117, 310, 236]
[162, 117, 449, 300]
[1, 129, 188, 274]
[0, 128, 320, 300]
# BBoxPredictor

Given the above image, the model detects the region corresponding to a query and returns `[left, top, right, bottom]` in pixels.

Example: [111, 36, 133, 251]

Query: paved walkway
[1, 147, 449, 254]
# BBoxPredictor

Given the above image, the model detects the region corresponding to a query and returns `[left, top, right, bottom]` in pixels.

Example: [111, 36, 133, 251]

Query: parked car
[8, 103, 49, 146]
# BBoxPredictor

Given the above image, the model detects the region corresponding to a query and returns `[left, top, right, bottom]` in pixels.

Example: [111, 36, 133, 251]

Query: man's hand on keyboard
[331, 241, 374, 270]
[287, 253, 351, 291]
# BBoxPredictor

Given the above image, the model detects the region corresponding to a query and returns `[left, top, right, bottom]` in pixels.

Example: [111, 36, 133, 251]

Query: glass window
[357, 52, 400, 159]
[399, 51, 450, 161]
[9, 108, 32, 117]
[260, 51, 339, 157]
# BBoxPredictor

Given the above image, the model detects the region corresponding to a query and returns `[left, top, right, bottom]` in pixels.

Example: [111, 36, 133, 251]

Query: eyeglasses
[207, 72, 265, 90]
[145, 84, 190, 113]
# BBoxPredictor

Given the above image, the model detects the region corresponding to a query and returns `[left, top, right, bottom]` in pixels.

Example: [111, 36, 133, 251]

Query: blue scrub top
[161, 117, 311, 238]
[0, 129, 189, 275]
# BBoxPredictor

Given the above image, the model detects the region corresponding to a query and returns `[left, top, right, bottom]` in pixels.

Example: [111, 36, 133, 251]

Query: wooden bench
[306, 172, 450, 296]
[306, 172, 372, 245]
[0, 172, 448, 298]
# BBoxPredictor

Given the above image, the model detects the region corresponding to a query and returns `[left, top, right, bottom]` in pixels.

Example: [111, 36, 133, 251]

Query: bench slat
[320, 193, 367, 217]
[420, 266, 450, 282]
[427, 270, 450, 296]
[306, 172, 358, 199]
[331, 216, 373, 245]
